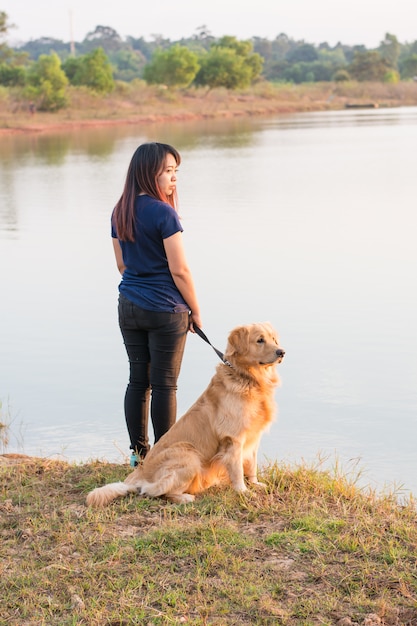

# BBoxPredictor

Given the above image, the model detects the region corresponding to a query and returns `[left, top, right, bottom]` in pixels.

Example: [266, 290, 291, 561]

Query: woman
[111, 142, 202, 465]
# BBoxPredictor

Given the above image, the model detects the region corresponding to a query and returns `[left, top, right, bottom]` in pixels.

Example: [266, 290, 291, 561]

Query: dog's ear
[227, 326, 250, 356]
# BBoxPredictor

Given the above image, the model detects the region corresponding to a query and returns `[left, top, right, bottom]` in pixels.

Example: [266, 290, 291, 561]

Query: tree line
[1, 12, 417, 111]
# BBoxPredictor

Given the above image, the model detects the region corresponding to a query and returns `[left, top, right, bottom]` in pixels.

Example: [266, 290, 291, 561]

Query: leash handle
[193, 325, 231, 367]
[193, 324, 211, 345]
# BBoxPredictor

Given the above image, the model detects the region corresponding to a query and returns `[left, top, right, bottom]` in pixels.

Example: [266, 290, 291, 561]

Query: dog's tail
[86, 481, 137, 507]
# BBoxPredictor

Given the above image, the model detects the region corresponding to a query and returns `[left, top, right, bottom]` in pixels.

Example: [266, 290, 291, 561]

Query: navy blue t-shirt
[111, 195, 189, 313]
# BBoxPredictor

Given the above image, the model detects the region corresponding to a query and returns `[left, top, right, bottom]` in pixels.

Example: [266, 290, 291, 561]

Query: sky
[2, 0, 416, 49]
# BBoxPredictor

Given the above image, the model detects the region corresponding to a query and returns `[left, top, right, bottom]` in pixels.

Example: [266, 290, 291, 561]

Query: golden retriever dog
[86, 323, 285, 507]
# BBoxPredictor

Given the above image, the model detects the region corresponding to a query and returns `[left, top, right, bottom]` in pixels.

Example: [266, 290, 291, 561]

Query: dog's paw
[167, 493, 195, 504]
[246, 477, 268, 490]
[233, 483, 248, 493]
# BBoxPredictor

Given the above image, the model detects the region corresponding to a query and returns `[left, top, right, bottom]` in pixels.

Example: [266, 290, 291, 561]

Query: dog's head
[225, 322, 285, 369]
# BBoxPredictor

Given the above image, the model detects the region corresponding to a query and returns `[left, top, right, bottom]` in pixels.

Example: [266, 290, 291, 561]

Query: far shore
[1, 81, 417, 136]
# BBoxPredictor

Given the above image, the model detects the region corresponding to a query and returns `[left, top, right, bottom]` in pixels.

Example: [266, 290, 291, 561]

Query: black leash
[193, 325, 232, 368]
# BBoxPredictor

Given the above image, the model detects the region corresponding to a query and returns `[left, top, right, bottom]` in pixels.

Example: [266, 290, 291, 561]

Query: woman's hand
[189, 313, 202, 333]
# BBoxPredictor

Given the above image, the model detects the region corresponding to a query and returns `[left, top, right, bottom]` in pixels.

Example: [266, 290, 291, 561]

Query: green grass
[1, 456, 417, 625]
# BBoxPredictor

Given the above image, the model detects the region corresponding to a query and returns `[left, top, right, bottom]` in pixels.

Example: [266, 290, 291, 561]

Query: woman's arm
[164, 231, 202, 332]
[112, 238, 126, 275]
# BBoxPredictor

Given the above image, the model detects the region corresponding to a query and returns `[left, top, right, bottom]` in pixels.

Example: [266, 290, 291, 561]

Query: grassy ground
[1, 455, 416, 625]
[1, 80, 417, 134]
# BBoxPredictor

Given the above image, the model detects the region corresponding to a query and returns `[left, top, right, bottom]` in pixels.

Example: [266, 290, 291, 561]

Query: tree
[63, 47, 114, 93]
[0, 10, 13, 54]
[0, 11, 8, 40]
[263, 59, 289, 81]
[195, 47, 243, 89]
[0, 63, 25, 86]
[317, 47, 347, 68]
[82, 26, 123, 53]
[109, 48, 146, 82]
[399, 54, 417, 79]
[272, 33, 293, 61]
[342, 44, 367, 64]
[333, 69, 351, 82]
[383, 69, 400, 84]
[278, 60, 336, 83]
[217, 35, 252, 56]
[287, 43, 318, 63]
[26, 52, 68, 110]
[0, 10, 29, 83]
[61, 56, 81, 83]
[348, 50, 390, 81]
[379, 33, 400, 69]
[188, 25, 215, 51]
[143, 44, 199, 88]
[252, 37, 273, 64]
[195, 36, 263, 90]
[126, 36, 154, 61]
[17, 37, 71, 62]
[80, 48, 114, 93]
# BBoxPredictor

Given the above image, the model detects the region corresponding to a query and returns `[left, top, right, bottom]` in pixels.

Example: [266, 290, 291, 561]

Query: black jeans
[118, 294, 189, 458]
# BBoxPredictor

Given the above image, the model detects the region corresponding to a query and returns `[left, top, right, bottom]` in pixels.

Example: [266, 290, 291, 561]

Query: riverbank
[1, 455, 416, 624]
[1, 80, 417, 135]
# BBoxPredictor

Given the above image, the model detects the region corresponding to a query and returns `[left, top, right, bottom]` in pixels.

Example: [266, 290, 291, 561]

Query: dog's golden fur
[86, 322, 285, 506]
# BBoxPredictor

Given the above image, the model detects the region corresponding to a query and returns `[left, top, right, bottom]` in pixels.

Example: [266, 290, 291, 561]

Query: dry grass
[1, 455, 417, 625]
[1, 80, 417, 135]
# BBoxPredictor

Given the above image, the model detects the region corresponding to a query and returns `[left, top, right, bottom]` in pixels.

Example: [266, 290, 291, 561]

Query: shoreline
[1, 103, 334, 136]
[2, 82, 417, 136]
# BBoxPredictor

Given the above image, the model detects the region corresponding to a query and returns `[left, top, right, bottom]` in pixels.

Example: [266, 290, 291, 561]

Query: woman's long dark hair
[112, 142, 181, 242]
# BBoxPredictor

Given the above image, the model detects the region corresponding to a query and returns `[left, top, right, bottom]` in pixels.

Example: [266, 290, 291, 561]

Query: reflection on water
[262, 105, 417, 130]
[0, 116, 260, 165]
[1, 106, 416, 167]
[1, 107, 417, 497]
